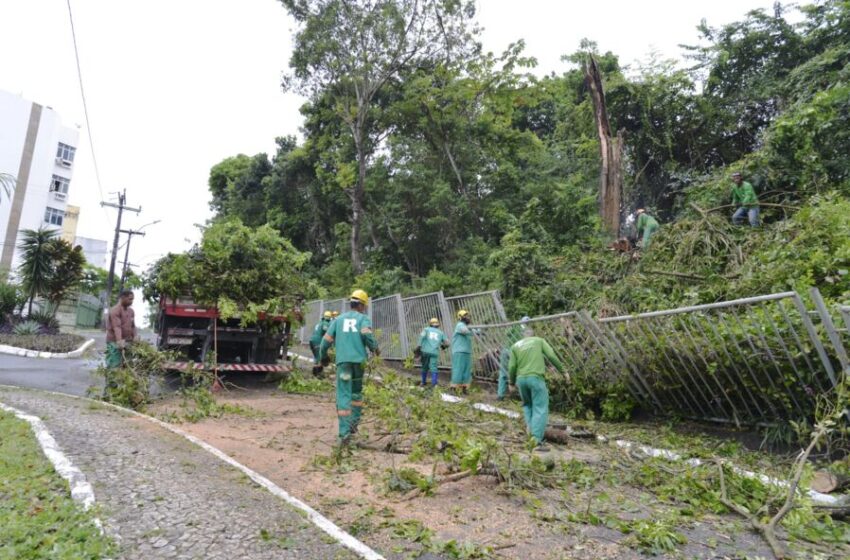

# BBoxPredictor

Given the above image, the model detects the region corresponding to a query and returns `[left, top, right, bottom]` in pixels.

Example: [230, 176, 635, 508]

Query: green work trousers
[517, 375, 549, 444]
[642, 224, 659, 249]
[497, 347, 510, 398]
[420, 353, 439, 386]
[105, 342, 123, 369]
[336, 362, 365, 439]
[451, 352, 472, 387]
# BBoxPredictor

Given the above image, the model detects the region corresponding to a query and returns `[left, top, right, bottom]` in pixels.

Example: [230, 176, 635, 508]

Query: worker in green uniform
[417, 318, 449, 388]
[309, 310, 333, 376]
[497, 316, 530, 401]
[508, 327, 566, 452]
[319, 289, 379, 444]
[730, 172, 760, 227]
[451, 310, 474, 394]
[635, 208, 660, 249]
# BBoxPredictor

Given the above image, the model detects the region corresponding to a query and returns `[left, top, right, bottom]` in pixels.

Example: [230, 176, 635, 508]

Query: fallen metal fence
[402, 292, 453, 367]
[469, 290, 845, 426]
[445, 290, 507, 325]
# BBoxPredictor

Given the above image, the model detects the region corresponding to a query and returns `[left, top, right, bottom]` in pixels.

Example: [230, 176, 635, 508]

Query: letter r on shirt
[343, 319, 358, 333]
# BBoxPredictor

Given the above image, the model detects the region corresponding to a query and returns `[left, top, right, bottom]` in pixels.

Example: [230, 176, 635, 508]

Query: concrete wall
[75, 236, 108, 269]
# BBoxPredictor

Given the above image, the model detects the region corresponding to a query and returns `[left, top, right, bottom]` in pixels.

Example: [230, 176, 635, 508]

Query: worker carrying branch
[416, 318, 448, 388]
[508, 327, 566, 452]
[635, 208, 659, 249]
[319, 289, 379, 445]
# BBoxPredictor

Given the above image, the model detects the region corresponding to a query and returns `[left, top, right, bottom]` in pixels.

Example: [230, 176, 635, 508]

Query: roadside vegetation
[0, 410, 116, 559]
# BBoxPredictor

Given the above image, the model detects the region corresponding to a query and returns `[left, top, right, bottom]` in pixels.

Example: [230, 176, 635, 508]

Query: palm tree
[18, 228, 58, 315]
[0, 173, 15, 205]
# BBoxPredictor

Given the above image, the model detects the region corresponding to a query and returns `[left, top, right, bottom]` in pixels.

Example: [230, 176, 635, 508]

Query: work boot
[461, 386, 469, 396]
[534, 444, 551, 453]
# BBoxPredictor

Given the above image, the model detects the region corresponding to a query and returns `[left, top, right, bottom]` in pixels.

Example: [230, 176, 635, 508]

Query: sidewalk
[0, 386, 359, 560]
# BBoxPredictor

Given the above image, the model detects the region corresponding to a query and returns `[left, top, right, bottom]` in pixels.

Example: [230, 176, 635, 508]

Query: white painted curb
[0, 385, 384, 560]
[0, 337, 95, 359]
[0, 401, 97, 509]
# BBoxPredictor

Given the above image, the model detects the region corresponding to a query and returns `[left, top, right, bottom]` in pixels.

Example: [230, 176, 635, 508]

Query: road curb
[0, 384, 385, 560]
[0, 337, 95, 359]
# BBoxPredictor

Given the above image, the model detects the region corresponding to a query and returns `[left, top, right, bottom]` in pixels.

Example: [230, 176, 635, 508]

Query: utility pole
[118, 228, 145, 290]
[101, 189, 141, 304]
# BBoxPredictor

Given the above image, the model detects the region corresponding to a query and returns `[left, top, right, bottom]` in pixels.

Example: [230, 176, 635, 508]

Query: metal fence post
[810, 288, 850, 377]
[492, 290, 508, 321]
[790, 292, 838, 387]
[396, 294, 409, 357]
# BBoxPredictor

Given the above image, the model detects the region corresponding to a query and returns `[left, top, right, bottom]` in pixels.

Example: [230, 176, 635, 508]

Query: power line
[65, 0, 110, 225]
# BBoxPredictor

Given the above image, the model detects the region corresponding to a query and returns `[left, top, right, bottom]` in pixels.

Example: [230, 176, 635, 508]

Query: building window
[50, 175, 70, 194]
[44, 206, 64, 226]
[56, 143, 76, 162]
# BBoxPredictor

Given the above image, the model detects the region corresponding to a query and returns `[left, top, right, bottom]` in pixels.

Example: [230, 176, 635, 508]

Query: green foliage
[0, 333, 86, 353]
[144, 219, 315, 325]
[624, 518, 688, 555]
[12, 320, 40, 335]
[0, 281, 21, 323]
[17, 228, 58, 315]
[278, 369, 333, 394]
[43, 240, 86, 309]
[95, 342, 169, 410]
[0, 411, 116, 558]
[28, 304, 59, 331]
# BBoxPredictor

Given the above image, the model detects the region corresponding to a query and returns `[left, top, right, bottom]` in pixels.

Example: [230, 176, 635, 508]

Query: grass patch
[0, 411, 115, 559]
[0, 333, 86, 353]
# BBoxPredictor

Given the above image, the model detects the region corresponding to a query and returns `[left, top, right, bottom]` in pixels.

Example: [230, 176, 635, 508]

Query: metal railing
[371, 294, 408, 360]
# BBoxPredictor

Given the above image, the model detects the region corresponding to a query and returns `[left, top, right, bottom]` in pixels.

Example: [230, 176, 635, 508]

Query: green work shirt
[419, 326, 447, 356]
[636, 213, 659, 234]
[731, 181, 759, 208]
[508, 336, 564, 385]
[452, 321, 473, 354]
[320, 310, 378, 364]
[309, 318, 330, 346]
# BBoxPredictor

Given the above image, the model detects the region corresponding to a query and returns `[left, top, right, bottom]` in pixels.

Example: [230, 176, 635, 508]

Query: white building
[74, 236, 109, 269]
[0, 90, 80, 275]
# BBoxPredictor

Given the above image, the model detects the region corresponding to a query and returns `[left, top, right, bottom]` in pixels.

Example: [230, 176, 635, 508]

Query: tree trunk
[351, 145, 367, 275]
[585, 54, 623, 238]
[811, 470, 850, 494]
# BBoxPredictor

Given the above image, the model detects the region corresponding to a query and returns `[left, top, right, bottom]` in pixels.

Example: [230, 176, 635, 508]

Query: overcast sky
[0, 0, 778, 274]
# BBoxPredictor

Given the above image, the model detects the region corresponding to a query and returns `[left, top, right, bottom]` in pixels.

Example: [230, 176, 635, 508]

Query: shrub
[28, 304, 59, 332]
[0, 333, 86, 353]
[0, 282, 21, 324]
[12, 321, 40, 335]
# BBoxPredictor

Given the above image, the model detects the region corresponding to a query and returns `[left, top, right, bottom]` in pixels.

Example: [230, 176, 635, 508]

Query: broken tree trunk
[585, 54, 624, 238]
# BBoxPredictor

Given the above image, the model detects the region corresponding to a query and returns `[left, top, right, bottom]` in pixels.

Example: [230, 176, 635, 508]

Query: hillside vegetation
[197, 1, 848, 318]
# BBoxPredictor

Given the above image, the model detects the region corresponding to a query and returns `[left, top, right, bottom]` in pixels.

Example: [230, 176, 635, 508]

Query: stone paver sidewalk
[0, 387, 358, 560]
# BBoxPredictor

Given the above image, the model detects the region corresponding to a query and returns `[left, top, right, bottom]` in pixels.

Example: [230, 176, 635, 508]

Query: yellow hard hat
[457, 309, 470, 319]
[331, 311, 340, 317]
[350, 289, 369, 306]
[323, 310, 333, 319]
[429, 317, 440, 326]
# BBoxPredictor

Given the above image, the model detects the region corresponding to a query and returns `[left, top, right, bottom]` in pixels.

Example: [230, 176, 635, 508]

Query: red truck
[155, 296, 293, 372]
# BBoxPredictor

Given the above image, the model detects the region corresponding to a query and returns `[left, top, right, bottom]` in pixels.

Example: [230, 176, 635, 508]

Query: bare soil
[147, 382, 778, 560]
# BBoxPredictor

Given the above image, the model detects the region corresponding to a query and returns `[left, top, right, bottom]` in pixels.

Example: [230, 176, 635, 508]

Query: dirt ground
[147, 381, 781, 560]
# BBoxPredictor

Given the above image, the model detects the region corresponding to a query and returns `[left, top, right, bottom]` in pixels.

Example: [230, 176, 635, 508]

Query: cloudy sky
[0, 0, 778, 274]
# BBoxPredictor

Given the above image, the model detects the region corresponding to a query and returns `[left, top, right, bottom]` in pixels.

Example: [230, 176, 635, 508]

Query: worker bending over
[730, 171, 760, 227]
[319, 289, 379, 444]
[508, 327, 566, 452]
[635, 208, 659, 249]
[309, 310, 333, 376]
[417, 318, 448, 388]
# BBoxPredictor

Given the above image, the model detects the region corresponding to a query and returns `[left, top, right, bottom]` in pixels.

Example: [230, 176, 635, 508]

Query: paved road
[0, 386, 358, 559]
[0, 348, 102, 396]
